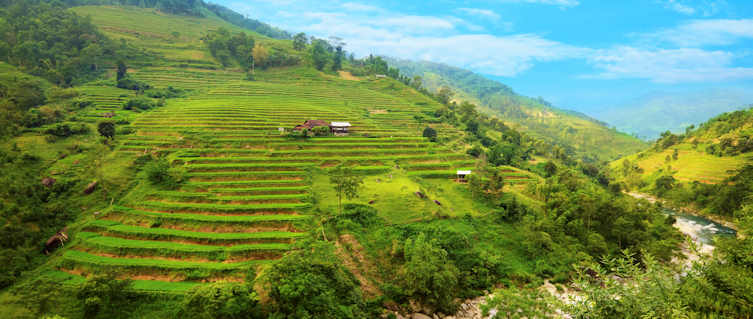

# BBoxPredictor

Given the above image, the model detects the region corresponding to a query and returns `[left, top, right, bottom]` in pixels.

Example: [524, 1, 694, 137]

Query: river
[627, 192, 737, 253]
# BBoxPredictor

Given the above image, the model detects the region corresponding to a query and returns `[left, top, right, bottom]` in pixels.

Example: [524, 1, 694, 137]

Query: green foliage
[144, 86, 185, 99]
[311, 126, 331, 137]
[76, 273, 133, 319]
[293, 33, 308, 51]
[116, 77, 151, 91]
[203, 28, 254, 69]
[97, 121, 115, 139]
[482, 287, 560, 319]
[116, 61, 127, 81]
[311, 40, 330, 71]
[44, 122, 90, 138]
[329, 166, 364, 214]
[422, 126, 437, 142]
[180, 282, 263, 319]
[0, 1, 122, 86]
[144, 157, 184, 189]
[262, 242, 372, 318]
[568, 251, 689, 318]
[399, 232, 460, 313]
[123, 97, 157, 111]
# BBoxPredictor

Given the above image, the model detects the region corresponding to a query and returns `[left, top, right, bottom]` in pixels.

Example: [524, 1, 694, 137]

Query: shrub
[180, 282, 263, 319]
[123, 97, 157, 111]
[144, 158, 184, 189]
[422, 126, 437, 142]
[116, 77, 150, 91]
[97, 121, 115, 139]
[76, 273, 133, 319]
[466, 145, 483, 158]
[44, 122, 89, 138]
[262, 242, 372, 318]
[312, 126, 331, 137]
[145, 86, 186, 99]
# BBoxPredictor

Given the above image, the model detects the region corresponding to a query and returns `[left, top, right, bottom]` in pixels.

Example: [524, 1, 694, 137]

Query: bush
[180, 282, 263, 319]
[144, 158, 184, 189]
[123, 97, 157, 111]
[262, 242, 372, 318]
[466, 145, 483, 158]
[97, 121, 115, 139]
[145, 86, 186, 99]
[44, 122, 89, 138]
[422, 126, 437, 142]
[311, 126, 331, 137]
[116, 77, 151, 91]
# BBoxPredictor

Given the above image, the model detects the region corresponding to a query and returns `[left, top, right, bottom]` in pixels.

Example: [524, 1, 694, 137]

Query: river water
[666, 208, 737, 246]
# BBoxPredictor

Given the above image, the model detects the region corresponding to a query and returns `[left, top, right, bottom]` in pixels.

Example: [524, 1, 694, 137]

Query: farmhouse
[456, 170, 472, 183]
[294, 119, 329, 131]
[330, 121, 352, 134]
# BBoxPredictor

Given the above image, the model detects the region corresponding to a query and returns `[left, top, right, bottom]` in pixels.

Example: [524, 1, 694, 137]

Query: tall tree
[116, 61, 127, 81]
[329, 166, 364, 214]
[293, 32, 308, 51]
[251, 43, 268, 73]
[310, 39, 329, 71]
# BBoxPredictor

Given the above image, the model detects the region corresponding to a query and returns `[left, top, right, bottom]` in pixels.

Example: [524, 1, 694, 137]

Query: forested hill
[611, 106, 753, 218]
[43, 0, 291, 39]
[386, 58, 647, 163]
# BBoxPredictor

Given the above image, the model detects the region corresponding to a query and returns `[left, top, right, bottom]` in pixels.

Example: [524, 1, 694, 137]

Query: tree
[262, 242, 370, 318]
[412, 75, 422, 89]
[97, 121, 115, 139]
[437, 86, 454, 105]
[180, 283, 263, 319]
[251, 43, 268, 73]
[293, 32, 308, 51]
[311, 39, 329, 71]
[655, 175, 676, 195]
[422, 126, 437, 142]
[116, 60, 127, 81]
[400, 232, 460, 313]
[543, 161, 557, 177]
[76, 273, 133, 319]
[331, 45, 344, 71]
[330, 166, 364, 214]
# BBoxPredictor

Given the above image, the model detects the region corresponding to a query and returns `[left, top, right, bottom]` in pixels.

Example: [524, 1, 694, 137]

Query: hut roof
[457, 170, 472, 175]
[330, 121, 351, 127]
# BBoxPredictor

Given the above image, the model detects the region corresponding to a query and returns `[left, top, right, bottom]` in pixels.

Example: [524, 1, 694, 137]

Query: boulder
[83, 181, 98, 194]
[411, 314, 431, 319]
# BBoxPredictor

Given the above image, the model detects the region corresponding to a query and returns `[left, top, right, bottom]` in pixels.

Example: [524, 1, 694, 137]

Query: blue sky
[210, 0, 753, 114]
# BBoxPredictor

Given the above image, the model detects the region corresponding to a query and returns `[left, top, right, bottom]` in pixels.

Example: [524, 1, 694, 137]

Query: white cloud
[640, 19, 753, 47]
[341, 2, 381, 12]
[657, 0, 727, 16]
[459, 8, 501, 20]
[662, 0, 696, 15]
[587, 46, 753, 83]
[351, 34, 588, 76]
[381, 16, 455, 31]
[510, 0, 580, 7]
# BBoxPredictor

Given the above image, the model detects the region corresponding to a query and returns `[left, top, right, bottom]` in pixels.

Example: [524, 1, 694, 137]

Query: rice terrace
[1, 1, 753, 318]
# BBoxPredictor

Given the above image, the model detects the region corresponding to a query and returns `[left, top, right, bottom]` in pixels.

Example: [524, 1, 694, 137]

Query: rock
[368, 200, 376, 204]
[444, 316, 456, 319]
[433, 314, 440, 319]
[83, 181, 98, 195]
[411, 314, 431, 319]
[42, 177, 56, 187]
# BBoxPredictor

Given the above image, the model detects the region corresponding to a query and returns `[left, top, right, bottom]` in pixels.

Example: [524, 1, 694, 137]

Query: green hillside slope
[0, 3, 686, 318]
[386, 58, 647, 162]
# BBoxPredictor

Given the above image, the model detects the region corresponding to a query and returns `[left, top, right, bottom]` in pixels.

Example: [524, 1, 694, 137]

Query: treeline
[0, 0, 134, 86]
[204, 3, 291, 39]
[202, 28, 300, 71]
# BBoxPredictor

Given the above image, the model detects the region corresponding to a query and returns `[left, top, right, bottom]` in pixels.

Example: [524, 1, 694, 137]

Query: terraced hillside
[50, 62, 543, 289]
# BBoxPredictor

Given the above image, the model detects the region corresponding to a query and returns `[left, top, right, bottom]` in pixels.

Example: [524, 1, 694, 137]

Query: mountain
[611, 106, 753, 186]
[595, 89, 753, 140]
[0, 2, 741, 318]
[385, 57, 647, 163]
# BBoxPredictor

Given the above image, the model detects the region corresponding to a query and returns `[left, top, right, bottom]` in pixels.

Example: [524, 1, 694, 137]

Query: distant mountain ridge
[595, 89, 753, 140]
[385, 57, 646, 162]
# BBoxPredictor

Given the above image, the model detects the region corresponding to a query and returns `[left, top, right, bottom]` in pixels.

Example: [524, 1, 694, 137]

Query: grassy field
[611, 142, 752, 184]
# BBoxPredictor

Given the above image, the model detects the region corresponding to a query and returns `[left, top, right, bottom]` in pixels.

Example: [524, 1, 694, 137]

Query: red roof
[295, 120, 329, 130]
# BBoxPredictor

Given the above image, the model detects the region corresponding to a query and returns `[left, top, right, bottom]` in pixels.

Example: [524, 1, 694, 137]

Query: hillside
[0, 2, 717, 319]
[385, 58, 647, 163]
